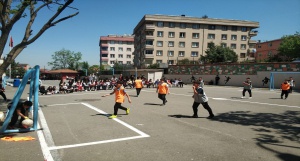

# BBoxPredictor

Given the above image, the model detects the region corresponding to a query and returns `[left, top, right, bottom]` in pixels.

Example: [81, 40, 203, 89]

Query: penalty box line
[47, 102, 150, 151]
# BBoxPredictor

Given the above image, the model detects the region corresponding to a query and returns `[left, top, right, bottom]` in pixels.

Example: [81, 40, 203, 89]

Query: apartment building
[255, 39, 282, 62]
[99, 35, 134, 67]
[133, 14, 259, 67]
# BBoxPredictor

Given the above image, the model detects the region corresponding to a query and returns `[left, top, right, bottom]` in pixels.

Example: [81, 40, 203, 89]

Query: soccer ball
[22, 119, 33, 128]
[0, 112, 5, 122]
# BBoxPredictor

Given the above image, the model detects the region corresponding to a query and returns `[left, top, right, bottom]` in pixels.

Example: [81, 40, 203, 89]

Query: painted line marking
[143, 90, 300, 109]
[43, 102, 149, 151]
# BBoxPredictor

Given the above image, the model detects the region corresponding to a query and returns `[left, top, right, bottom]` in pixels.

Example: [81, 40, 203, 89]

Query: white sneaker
[249, 97, 252, 99]
[241, 96, 244, 99]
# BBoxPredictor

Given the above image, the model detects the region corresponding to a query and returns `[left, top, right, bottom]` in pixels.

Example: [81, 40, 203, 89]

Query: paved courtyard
[0, 80, 299, 161]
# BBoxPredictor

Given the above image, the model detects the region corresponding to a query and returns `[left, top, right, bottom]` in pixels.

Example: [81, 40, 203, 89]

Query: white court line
[43, 102, 149, 151]
[143, 90, 300, 109]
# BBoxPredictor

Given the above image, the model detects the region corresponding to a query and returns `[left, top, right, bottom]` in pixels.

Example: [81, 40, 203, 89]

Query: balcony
[145, 44, 154, 49]
[101, 43, 108, 47]
[248, 40, 257, 44]
[249, 31, 258, 37]
[101, 50, 108, 54]
[145, 54, 154, 58]
[101, 57, 108, 60]
[145, 24, 155, 30]
[146, 35, 154, 39]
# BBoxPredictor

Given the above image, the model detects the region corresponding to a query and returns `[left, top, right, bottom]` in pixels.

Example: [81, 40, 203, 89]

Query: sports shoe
[109, 115, 117, 119]
[241, 96, 245, 99]
[192, 115, 198, 118]
[126, 108, 130, 115]
[249, 97, 252, 99]
[207, 115, 215, 119]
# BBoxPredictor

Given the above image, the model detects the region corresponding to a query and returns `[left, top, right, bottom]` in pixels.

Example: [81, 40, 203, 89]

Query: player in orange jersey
[102, 81, 131, 119]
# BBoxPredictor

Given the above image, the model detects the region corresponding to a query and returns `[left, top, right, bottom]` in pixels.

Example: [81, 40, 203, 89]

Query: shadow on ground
[211, 110, 300, 161]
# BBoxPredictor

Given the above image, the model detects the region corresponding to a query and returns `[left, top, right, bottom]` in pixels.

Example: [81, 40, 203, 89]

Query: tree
[277, 32, 300, 61]
[178, 58, 190, 65]
[0, 0, 79, 75]
[8, 60, 26, 78]
[89, 65, 99, 75]
[147, 63, 159, 69]
[200, 42, 238, 63]
[48, 48, 82, 70]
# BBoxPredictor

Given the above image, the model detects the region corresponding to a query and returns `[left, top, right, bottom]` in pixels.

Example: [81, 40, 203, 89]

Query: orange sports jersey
[115, 86, 126, 103]
[158, 83, 168, 94]
[135, 79, 143, 88]
[281, 83, 290, 90]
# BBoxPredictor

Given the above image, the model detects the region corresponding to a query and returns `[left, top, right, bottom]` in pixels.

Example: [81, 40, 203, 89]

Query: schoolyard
[0, 80, 299, 161]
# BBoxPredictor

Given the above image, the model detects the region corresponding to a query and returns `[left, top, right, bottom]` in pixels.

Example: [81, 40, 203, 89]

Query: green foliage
[113, 61, 123, 71]
[7, 60, 26, 78]
[89, 65, 100, 74]
[147, 63, 159, 69]
[200, 42, 238, 63]
[48, 49, 82, 70]
[278, 32, 300, 61]
[178, 58, 190, 65]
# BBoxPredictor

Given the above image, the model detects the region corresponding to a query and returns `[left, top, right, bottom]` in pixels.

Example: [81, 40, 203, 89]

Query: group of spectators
[38, 74, 187, 95]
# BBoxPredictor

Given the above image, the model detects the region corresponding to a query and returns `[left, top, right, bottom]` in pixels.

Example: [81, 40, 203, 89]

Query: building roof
[100, 35, 134, 42]
[48, 69, 79, 74]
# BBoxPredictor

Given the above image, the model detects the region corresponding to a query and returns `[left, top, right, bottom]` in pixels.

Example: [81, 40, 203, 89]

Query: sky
[4, 0, 300, 69]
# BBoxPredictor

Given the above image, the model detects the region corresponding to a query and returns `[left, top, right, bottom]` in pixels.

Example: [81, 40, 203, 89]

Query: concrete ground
[0, 80, 299, 161]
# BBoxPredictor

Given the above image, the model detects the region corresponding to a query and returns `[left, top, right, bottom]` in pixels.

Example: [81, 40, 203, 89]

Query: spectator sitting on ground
[47, 86, 54, 94]
[83, 80, 89, 91]
[39, 85, 48, 95]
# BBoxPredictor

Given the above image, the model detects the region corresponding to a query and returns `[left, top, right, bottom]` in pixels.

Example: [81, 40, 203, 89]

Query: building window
[241, 35, 247, 41]
[126, 55, 131, 58]
[221, 34, 227, 40]
[145, 40, 153, 45]
[191, 51, 198, 57]
[192, 33, 199, 38]
[157, 41, 163, 47]
[208, 34, 215, 39]
[126, 48, 131, 52]
[156, 50, 163, 56]
[110, 61, 115, 65]
[241, 44, 246, 50]
[126, 61, 131, 64]
[110, 41, 115, 44]
[110, 47, 115, 51]
[178, 51, 185, 57]
[231, 26, 237, 31]
[169, 22, 175, 28]
[241, 27, 247, 32]
[221, 25, 228, 31]
[118, 41, 123, 44]
[156, 60, 162, 64]
[231, 35, 237, 40]
[208, 25, 216, 30]
[168, 60, 174, 65]
[118, 54, 123, 58]
[118, 61, 123, 64]
[192, 24, 200, 29]
[179, 32, 186, 38]
[179, 42, 185, 48]
[102, 54, 108, 57]
[168, 41, 174, 47]
[157, 31, 163, 37]
[118, 47, 123, 52]
[240, 53, 246, 58]
[145, 50, 153, 54]
[110, 54, 115, 58]
[269, 42, 272, 47]
[221, 43, 227, 48]
[157, 21, 164, 27]
[192, 42, 199, 48]
[168, 32, 175, 38]
[168, 51, 174, 57]
[179, 23, 186, 28]
[145, 31, 153, 36]
[231, 44, 236, 49]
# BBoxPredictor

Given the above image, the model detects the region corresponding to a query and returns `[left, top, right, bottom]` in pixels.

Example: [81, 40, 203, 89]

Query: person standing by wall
[102, 81, 131, 119]
[281, 79, 290, 99]
[198, 77, 204, 88]
[156, 79, 169, 106]
[288, 77, 295, 93]
[0, 79, 7, 101]
[192, 81, 214, 118]
[134, 76, 143, 97]
[215, 75, 220, 85]
[241, 78, 252, 99]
